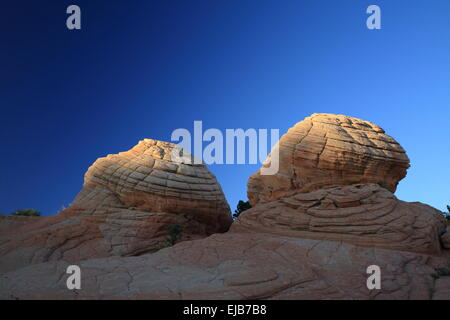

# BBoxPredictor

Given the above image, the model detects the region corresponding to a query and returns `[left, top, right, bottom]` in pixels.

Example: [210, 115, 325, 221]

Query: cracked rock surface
[1, 233, 449, 300]
[233, 184, 447, 254]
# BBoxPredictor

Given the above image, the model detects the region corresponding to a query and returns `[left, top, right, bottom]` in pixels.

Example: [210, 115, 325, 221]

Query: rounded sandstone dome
[72, 139, 232, 232]
[248, 113, 410, 205]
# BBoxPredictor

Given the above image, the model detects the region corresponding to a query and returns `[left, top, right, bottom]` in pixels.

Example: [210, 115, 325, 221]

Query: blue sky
[1, 0, 449, 216]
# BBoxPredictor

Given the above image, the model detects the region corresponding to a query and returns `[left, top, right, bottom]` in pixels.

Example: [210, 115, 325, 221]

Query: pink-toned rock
[248, 113, 410, 205]
[233, 184, 447, 254]
[0, 215, 40, 234]
[1, 232, 449, 300]
[0, 139, 232, 274]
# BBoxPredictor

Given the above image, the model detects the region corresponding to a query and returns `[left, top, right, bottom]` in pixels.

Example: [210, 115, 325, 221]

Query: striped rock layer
[72, 139, 231, 231]
[248, 113, 410, 205]
[241, 114, 448, 255]
[233, 183, 448, 254]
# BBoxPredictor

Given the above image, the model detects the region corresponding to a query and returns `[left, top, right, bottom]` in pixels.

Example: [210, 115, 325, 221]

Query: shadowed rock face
[233, 183, 447, 254]
[1, 233, 449, 300]
[0, 139, 232, 274]
[442, 227, 450, 249]
[248, 113, 410, 205]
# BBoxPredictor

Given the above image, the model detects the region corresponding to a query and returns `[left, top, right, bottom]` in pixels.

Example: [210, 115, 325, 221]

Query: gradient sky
[1, 0, 449, 216]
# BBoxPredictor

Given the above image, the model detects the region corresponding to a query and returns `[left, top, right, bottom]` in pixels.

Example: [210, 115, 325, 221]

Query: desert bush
[167, 224, 183, 245]
[233, 200, 252, 219]
[11, 209, 41, 217]
[443, 205, 450, 224]
[431, 267, 450, 279]
[146, 224, 184, 254]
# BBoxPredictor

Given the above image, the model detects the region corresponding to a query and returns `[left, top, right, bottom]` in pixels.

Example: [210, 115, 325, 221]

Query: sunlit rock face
[247, 113, 410, 205]
[0, 139, 232, 274]
[72, 139, 232, 233]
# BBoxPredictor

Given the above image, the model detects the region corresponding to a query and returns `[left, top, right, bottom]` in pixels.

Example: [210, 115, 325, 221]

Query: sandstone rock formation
[233, 183, 447, 254]
[1, 114, 449, 300]
[0, 215, 40, 235]
[71, 139, 231, 232]
[248, 113, 410, 205]
[1, 233, 449, 300]
[0, 139, 232, 274]
[240, 114, 446, 255]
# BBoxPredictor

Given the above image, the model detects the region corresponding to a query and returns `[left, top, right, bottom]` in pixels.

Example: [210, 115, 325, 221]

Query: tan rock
[0, 215, 40, 234]
[233, 184, 447, 254]
[1, 232, 449, 300]
[248, 113, 410, 205]
[72, 139, 231, 231]
[0, 139, 232, 274]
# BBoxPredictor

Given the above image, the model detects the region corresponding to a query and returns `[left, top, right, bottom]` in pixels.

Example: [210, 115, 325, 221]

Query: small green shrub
[436, 267, 450, 277]
[432, 267, 450, 279]
[167, 224, 183, 245]
[233, 200, 252, 219]
[11, 209, 41, 217]
[143, 224, 184, 254]
[431, 272, 440, 280]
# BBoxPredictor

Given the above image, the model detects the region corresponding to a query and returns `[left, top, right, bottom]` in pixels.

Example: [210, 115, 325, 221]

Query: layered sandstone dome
[248, 113, 410, 205]
[72, 138, 231, 232]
